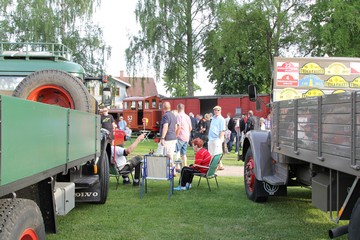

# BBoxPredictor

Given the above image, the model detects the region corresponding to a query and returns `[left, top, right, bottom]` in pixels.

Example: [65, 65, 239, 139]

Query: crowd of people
[99, 103, 271, 190]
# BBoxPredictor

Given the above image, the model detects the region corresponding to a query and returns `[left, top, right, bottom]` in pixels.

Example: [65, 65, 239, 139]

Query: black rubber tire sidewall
[244, 148, 256, 201]
[244, 148, 268, 203]
[13, 69, 92, 112]
[0, 198, 45, 240]
[349, 197, 360, 240]
[97, 149, 110, 204]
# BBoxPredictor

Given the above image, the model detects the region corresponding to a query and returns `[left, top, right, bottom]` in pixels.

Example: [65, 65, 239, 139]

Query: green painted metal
[0, 95, 100, 186]
[0, 60, 85, 79]
[0, 42, 85, 79]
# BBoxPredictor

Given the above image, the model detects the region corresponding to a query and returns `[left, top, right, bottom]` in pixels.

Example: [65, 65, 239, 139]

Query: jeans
[227, 131, 237, 152]
[121, 155, 142, 180]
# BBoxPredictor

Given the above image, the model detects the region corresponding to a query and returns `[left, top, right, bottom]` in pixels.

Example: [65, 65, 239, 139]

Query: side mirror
[102, 87, 112, 107]
[248, 84, 257, 102]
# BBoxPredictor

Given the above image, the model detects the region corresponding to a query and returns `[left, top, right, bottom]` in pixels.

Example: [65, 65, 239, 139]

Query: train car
[162, 94, 270, 118]
[109, 95, 162, 133]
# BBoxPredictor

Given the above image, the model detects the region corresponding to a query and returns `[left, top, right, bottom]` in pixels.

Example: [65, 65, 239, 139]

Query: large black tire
[13, 69, 92, 112]
[244, 148, 268, 202]
[0, 198, 45, 240]
[348, 198, 360, 240]
[97, 149, 110, 204]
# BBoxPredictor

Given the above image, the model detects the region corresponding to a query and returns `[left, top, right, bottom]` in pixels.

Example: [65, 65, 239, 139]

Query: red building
[162, 94, 270, 118]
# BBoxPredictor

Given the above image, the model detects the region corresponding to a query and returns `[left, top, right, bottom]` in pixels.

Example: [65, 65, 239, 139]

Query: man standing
[188, 112, 197, 144]
[245, 110, 256, 133]
[208, 105, 226, 170]
[159, 102, 178, 167]
[100, 107, 117, 140]
[176, 103, 192, 167]
[227, 114, 237, 153]
[235, 114, 246, 153]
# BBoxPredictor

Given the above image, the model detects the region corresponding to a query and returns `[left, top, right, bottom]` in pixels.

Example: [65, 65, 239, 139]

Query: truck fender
[242, 130, 272, 181]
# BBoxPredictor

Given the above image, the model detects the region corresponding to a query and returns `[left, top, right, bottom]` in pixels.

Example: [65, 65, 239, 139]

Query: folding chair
[140, 154, 174, 199]
[193, 154, 223, 192]
[110, 144, 134, 190]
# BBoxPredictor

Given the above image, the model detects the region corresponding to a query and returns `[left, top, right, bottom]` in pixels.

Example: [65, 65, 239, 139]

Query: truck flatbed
[0, 95, 100, 197]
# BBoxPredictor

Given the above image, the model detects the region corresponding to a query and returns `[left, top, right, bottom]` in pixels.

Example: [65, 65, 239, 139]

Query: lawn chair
[140, 154, 174, 199]
[193, 154, 223, 192]
[110, 144, 134, 190]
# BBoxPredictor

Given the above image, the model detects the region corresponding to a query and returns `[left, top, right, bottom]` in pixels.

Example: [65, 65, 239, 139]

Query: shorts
[208, 138, 223, 156]
[164, 140, 177, 160]
[176, 139, 188, 156]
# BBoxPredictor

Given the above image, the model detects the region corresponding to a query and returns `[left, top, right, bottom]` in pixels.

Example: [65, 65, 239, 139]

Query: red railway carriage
[109, 96, 162, 133]
[161, 94, 270, 118]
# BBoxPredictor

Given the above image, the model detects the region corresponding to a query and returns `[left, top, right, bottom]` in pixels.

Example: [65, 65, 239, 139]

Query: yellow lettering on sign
[324, 76, 349, 88]
[300, 62, 325, 74]
[350, 77, 360, 88]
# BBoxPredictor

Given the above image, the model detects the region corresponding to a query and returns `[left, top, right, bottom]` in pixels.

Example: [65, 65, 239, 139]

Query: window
[138, 101, 143, 110]
[115, 87, 120, 97]
[145, 100, 149, 109]
[152, 99, 157, 108]
[131, 101, 136, 110]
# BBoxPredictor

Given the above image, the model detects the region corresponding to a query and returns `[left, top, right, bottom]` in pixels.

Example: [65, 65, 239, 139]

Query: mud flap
[257, 181, 287, 197]
[75, 182, 102, 202]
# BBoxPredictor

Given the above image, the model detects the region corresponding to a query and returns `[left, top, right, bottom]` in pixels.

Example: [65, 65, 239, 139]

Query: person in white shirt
[111, 134, 145, 186]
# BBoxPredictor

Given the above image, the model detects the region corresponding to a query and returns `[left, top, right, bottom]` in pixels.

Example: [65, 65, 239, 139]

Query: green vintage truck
[244, 57, 360, 239]
[0, 42, 114, 239]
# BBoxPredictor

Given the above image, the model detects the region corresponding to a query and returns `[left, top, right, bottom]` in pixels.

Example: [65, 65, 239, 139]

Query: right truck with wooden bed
[242, 56, 360, 239]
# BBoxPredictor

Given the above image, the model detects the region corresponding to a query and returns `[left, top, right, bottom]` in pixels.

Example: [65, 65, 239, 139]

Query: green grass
[47, 138, 347, 240]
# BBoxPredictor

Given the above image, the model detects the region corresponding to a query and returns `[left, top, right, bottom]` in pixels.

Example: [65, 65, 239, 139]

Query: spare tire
[13, 69, 92, 112]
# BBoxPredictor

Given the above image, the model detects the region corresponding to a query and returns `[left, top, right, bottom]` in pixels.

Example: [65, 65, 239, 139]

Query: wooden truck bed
[272, 91, 360, 177]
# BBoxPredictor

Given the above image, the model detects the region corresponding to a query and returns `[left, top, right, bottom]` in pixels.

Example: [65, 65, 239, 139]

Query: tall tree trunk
[186, 0, 194, 96]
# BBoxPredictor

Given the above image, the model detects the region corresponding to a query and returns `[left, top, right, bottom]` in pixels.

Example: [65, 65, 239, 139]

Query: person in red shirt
[174, 138, 212, 190]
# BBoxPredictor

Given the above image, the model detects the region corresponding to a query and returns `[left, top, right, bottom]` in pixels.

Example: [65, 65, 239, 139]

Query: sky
[93, 0, 215, 97]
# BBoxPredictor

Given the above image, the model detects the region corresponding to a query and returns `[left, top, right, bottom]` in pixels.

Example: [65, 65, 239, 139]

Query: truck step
[73, 175, 99, 188]
[263, 175, 286, 185]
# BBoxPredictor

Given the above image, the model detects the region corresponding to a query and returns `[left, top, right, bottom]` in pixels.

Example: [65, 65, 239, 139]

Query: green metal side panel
[0, 59, 85, 78]
[0, 95, 99, 186]
[68, 110, 99, 161]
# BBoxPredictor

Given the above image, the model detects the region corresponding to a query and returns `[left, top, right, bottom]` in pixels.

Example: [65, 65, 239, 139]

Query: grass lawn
[47, 138, 347, 240]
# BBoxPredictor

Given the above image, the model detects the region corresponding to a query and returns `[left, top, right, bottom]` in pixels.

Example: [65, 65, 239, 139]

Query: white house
[87, 77, 131, 109]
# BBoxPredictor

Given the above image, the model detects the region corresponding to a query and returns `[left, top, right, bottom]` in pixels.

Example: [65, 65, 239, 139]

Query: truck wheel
[348, 198, 360, 239]
[97, 149, 110, 204]
[244, 148, 268, 202]
[13, 69, 92, 112]
[0, 198, 45, 240]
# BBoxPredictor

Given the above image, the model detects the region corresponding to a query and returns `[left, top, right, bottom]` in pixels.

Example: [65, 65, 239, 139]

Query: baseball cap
[213, 106, 221, 110]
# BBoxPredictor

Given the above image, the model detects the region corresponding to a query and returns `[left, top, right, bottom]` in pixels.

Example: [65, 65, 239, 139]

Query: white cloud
[93, 0, 214, 96]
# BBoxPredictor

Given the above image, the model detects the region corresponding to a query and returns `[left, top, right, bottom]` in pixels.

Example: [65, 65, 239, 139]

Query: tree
[126, 0, 219, 96]
[304, 0, 360, 57]
[0, 0, 110, 76]
[203, 0, 311, 94]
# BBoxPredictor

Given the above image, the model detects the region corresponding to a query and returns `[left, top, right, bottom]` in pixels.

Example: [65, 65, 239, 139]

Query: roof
[112, 77, 131, 87]
[116, 71, 158, 97]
